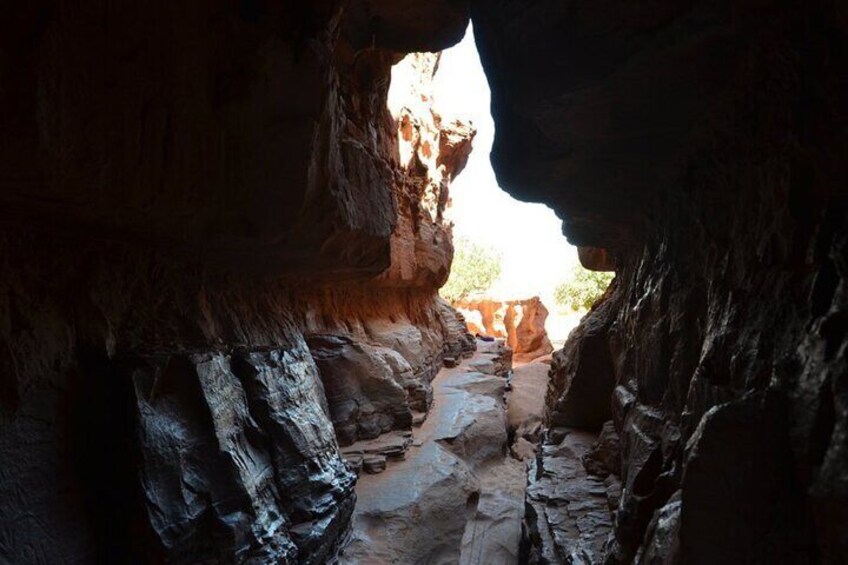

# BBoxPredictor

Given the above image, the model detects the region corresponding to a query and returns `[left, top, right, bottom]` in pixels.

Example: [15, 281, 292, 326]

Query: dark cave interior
[0, 1, 846, 564]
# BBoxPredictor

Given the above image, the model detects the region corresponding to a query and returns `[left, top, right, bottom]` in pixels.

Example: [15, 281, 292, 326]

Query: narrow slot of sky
[430, 25, 579, 303]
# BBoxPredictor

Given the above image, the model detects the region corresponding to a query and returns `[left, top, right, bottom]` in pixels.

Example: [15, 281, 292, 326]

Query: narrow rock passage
[339, 339, 527, 565]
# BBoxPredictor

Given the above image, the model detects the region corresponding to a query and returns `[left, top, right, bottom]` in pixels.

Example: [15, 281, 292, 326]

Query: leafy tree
[554, 267, 615, 311]
[440, 236, 502, 302]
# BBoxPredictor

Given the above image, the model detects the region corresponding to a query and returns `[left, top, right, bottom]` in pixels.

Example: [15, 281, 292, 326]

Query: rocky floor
[338, 342, 619, 565]
[523, 429, 619, 564]
[339, 340, 529, 564]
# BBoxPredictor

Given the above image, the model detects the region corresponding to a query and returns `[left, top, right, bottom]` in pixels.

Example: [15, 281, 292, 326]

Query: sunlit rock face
[381, 51, 476, 288]
[473, 0, 847, 562]
[455, 296, 554, 361]
[0, 1, 472, 562]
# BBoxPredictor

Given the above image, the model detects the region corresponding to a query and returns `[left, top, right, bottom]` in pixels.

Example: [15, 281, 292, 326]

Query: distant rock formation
[455, 296, 554, 362]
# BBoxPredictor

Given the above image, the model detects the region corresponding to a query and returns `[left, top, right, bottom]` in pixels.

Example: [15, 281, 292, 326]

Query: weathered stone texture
[456, 296, 554, 361]
[0, 2, 473, 562]
[473, 0, 847, 562]
[1, 0, 846, 562]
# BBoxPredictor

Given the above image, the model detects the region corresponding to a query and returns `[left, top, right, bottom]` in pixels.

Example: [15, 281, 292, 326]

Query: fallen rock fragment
[341, 429, 414, 465]
[345, 455, 364, 474]
[363, 455, 387, 474]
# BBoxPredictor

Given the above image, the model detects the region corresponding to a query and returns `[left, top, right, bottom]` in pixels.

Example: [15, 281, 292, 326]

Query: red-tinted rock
[578, 246, 616, 272]
[456, 296, 553, 361]
[0, 0, 846, 563]
[0, 3, 475, 562]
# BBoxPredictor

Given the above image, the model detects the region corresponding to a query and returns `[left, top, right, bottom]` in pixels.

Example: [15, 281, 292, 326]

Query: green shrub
[554, 267, 614, 311]
[440, 236, 502, 302]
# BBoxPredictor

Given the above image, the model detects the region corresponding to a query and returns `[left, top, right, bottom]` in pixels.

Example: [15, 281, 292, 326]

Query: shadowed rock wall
[2, 0, 846, 562]
[0, 1, 472, 562]
[472, 0, 847, 562]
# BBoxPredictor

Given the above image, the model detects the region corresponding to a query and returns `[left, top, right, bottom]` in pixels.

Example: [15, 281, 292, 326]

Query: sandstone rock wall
[456, 296, 554, 361]
[2, 0, 845, 562]
[473, 1, 847, 562]
[0, 2, 472, 562]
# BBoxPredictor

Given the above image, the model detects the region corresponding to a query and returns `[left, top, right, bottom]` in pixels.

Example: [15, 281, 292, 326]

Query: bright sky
[430, 24, 579, 302]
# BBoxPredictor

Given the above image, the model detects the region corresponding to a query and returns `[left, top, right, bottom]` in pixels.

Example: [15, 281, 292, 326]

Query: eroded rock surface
[307, 335, 412, 445]
[456, 296, 554, 361]
[474, 0, 847, 561]
[1, 0, 846, 563]
[132, 349, 355, 564]
[524, 429, 615, 565]
[507, 357, 551, 443]
[0, 3, 475, 561]
[342, 338, 529, 565]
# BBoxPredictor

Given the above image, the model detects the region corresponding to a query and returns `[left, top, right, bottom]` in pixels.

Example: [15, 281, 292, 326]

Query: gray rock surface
[362, 456, 387, 474]
[524, 430, 615, 565]
[583, 421, 621, 479]
[460, 458, 527, 565]
[341, 338, 528, 565]
[307, 335, 412, 445]
[474, 1, 847, 561]
[1, 0, 844, 563]
[132, 346, 356, 564]
[510, 437, 537, 461]
[546, 296, 617, 430]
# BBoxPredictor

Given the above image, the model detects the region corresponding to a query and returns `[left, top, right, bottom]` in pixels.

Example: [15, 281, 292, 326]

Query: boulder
[511, 437, 537, 461]
[307, 335, 412, 446]
[363, 456, 387, 474]
[474, 337, 513, 378]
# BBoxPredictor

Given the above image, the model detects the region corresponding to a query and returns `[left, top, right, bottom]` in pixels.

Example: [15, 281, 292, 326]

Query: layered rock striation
[0, 2, 473, 562]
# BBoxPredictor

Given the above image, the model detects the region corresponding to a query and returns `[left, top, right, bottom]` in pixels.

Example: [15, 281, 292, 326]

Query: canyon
[0, 1, 846, 564]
